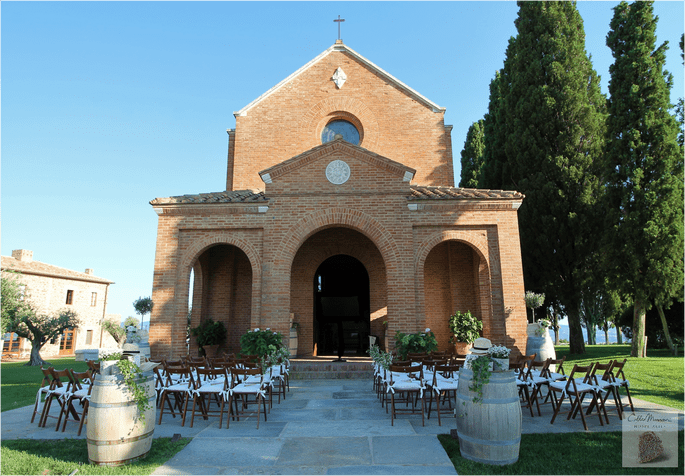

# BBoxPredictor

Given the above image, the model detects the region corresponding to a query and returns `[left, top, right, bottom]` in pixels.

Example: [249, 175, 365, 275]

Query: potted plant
[488, 344, 511, 371]
[190, 318, 227, 357]
[393, 328, 438, 360]
[448, 311, 483, 355]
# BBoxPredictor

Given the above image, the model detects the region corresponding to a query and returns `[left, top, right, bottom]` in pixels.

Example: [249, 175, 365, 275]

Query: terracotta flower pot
[454, 341, 472, 356]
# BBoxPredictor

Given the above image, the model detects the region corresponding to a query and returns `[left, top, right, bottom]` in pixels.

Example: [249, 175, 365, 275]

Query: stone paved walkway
[2, 378, 682, 475]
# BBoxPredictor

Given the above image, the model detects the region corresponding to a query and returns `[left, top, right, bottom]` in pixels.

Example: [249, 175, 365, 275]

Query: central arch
[290, 226, 387, 357]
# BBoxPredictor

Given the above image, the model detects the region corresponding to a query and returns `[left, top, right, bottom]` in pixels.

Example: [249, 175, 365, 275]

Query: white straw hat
[468, 337, 492, 356]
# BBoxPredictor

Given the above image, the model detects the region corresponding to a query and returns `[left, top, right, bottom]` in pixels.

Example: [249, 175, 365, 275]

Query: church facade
[148, 41, 527, 359]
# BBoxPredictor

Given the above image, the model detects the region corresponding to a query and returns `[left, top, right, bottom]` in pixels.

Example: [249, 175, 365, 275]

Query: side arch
[177, 232, 263, 334]
[414, 229, 494, 340]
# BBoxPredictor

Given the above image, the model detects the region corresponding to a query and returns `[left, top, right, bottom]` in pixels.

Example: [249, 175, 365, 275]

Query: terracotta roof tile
[409, 185, 524, 200]
[1, 257, 114, 284]
[150, 189, 268, 205]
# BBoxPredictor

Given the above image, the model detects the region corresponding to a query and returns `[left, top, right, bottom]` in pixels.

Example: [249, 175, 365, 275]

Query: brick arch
[289, 227, 388, 356]
[177, 233, 263, 329]
[279, 208, 399, 272]
[414, 230, 493, 340]
[301, 97, 380, 151]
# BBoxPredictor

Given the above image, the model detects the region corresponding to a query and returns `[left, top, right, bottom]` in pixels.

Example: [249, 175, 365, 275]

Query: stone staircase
[289, 358, 374, 379]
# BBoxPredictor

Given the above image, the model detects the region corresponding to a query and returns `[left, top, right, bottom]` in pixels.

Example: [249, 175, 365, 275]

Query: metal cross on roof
[334, 15, 345, 41]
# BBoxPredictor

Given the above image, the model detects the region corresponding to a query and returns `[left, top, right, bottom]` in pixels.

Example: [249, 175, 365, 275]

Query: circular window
[321, 120, 360, 145]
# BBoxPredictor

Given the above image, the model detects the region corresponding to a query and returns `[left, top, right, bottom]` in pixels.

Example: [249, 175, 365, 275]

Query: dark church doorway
[314, 255, 370, 357]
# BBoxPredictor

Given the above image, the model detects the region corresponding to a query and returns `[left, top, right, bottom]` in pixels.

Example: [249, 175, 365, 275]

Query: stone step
[289, 360, 374, 379]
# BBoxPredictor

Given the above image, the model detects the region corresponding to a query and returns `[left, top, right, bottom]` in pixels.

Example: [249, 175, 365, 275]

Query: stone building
[1, 249, 118, 358]
[149, 41, 527, 359]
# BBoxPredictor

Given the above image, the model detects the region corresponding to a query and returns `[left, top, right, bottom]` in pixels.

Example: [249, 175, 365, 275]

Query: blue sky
[2, 1, 683, 322]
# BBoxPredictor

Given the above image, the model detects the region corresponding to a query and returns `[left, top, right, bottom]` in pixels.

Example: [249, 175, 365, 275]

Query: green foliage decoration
[468, 355, 492, 404]
[448, 311, 483, 344]
[368, 344, 393, 370]
[115, 359, 152, 424]
[132, 297, 153, 328]
[240, 328, 284, 358]
[393, 329, 438, 360]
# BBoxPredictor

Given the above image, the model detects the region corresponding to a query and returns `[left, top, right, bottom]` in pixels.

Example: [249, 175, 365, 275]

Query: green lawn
[1, 438, 190, 475]
[1, 357, 90, 412]
[554, 344, 684, 410]
[439, 431, 684, 475]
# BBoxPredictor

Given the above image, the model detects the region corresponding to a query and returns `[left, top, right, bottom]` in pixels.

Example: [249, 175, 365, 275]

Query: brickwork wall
[230, 49, 453, 190]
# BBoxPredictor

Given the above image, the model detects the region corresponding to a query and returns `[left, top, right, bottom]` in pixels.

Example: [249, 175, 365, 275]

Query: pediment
[258, 138, 415, 192]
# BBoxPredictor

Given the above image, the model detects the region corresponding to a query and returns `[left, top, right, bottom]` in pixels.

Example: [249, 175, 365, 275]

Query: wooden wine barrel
[456, 368, 522, 466]
[289, 328, 298, 358]
[87, 372, 156, 466]
[525, 332, 556, 363]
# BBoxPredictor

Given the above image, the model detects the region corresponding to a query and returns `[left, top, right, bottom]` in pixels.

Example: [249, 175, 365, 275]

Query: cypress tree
[480, 71, 509, 190]
[604, 1, 684, 357]
[503, 1, 607, 354]
[459, 119, 485, 188]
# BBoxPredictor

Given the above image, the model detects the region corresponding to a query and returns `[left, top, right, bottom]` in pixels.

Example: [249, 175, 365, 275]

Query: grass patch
[439, 431, 684, 475]
[554, 345, 684, 410]
[1, 437, 190, 475]
[1, 358, 89, 412]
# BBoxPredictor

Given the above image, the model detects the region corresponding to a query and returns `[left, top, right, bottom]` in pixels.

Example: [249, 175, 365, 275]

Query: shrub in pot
[190, 318, 227, 357]
[448, 310, 483, 354]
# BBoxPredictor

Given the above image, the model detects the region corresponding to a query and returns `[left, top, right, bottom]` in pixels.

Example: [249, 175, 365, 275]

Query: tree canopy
[499, 1, 607, 354]
[459, 119, 485, 188]
[603, 0, 684, 357]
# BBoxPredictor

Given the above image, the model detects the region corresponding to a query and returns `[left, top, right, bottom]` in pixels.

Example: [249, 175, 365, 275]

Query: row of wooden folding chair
[34, 367, 93, 436]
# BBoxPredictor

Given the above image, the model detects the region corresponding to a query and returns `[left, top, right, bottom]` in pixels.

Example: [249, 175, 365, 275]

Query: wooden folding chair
[186, 366, 230, 428]
[387, 363, 425, 426]
[227, 366, 268, 429]
[39, 368, 77, 429]
[427, 362, 460, 426]
[157, 363, 194, 425]
[549, 364, 605, 430]
[31, 367, 54, 424]
[610, 359, 635, 414]
[58, 369, 93, 435]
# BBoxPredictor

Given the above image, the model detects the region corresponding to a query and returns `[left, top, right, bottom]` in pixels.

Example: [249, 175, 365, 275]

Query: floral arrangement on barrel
[190, 318, 227, 357]
[535, 318, 551, 337]
[393, 328, 438, 360]
[448, 310, 483, 354]
[487, 344, 512, 371]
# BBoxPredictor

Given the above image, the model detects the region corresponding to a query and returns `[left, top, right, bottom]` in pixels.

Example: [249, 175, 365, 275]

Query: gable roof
[234, 41, 446, 117]
[258, 137, 416, 184]
[1, 256, 114, 285]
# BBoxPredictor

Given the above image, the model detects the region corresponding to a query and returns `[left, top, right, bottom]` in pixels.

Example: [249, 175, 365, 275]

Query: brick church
[148, 40, 528, 359]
